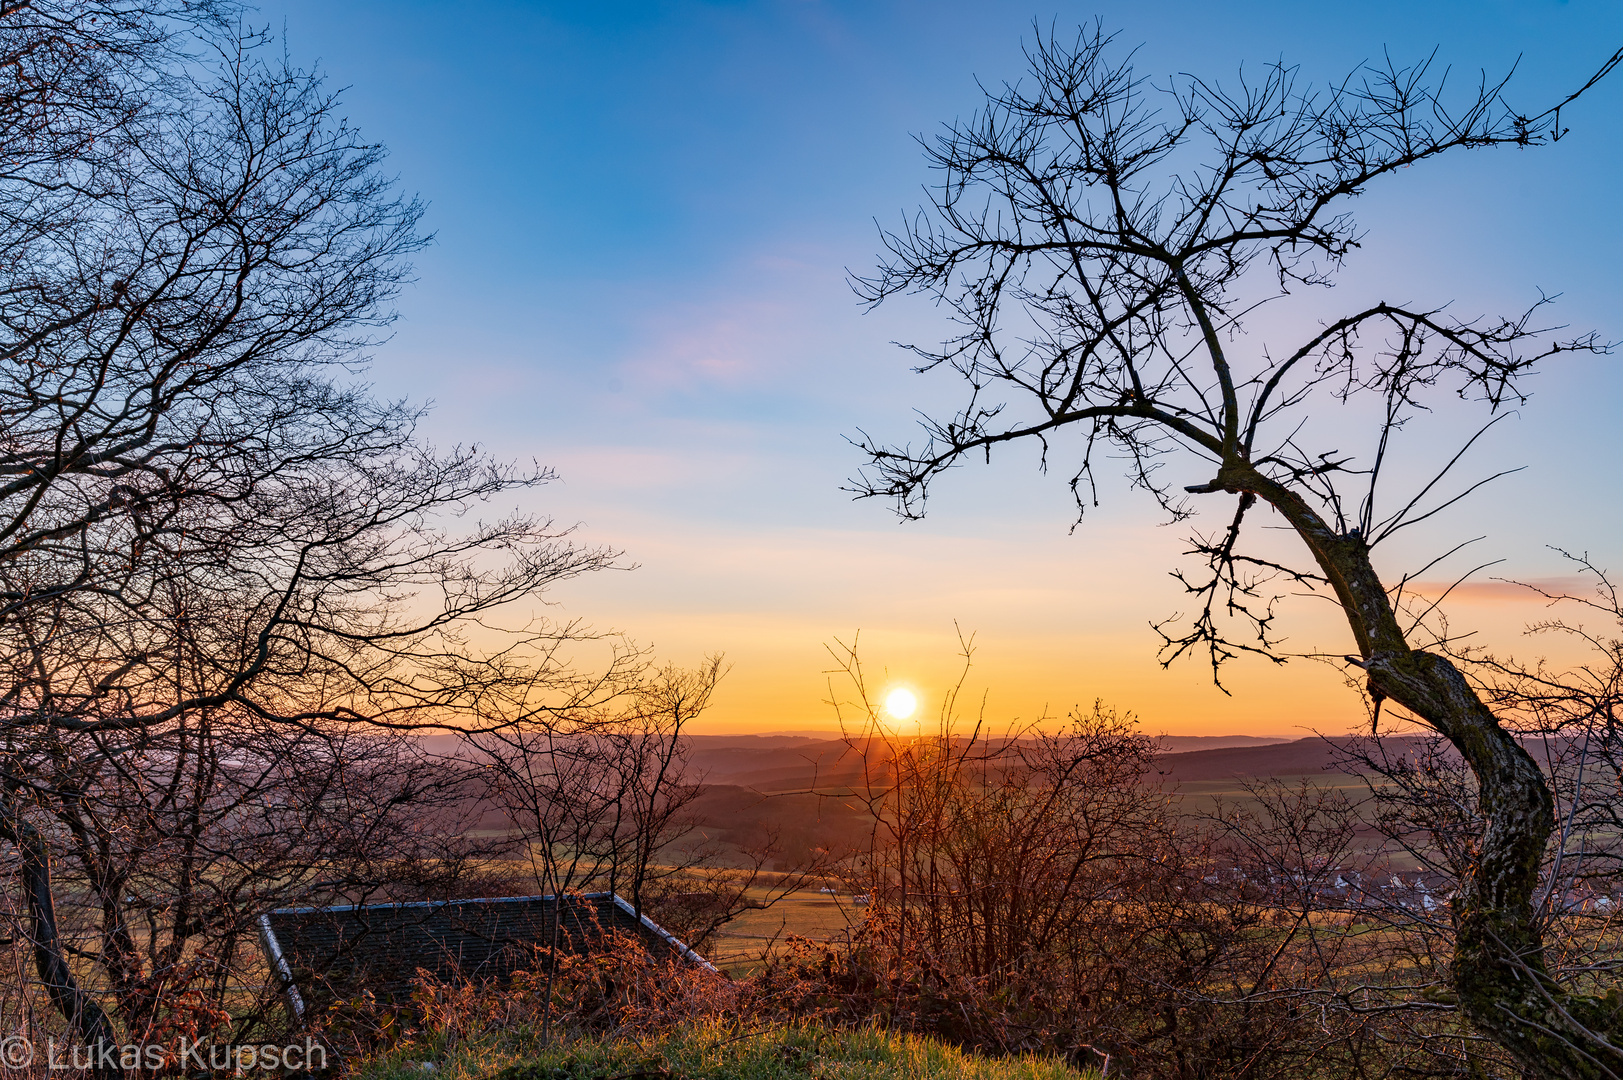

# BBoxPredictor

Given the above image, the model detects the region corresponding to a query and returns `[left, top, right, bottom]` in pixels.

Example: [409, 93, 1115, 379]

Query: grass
[356, 1020, 1096, 1080]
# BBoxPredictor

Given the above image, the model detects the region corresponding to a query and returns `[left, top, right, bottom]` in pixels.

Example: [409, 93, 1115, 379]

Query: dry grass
[328, 928, 1097, 1080]
[355, 1019, 1096, 1080]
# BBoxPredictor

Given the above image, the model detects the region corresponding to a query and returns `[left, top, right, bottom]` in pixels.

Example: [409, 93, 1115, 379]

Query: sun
[883, 687, 919, 720]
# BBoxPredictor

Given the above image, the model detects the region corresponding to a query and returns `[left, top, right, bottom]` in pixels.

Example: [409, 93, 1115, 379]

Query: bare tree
[466, 657, 813, 958]
[3, 711, 495, 1052]
[850, 24, 1623, 1077]
[0, 3, 630, 1065]
[466, 661, 718, 913]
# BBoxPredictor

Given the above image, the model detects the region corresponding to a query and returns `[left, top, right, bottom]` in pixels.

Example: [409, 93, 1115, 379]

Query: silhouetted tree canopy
[852, 25, 1623, 1079]
[0, 3, 626, 1059]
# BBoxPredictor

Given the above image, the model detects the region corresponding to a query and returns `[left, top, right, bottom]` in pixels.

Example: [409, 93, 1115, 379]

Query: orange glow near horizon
[582, 579, 1598, 739]
[537, 485, 1609, 742]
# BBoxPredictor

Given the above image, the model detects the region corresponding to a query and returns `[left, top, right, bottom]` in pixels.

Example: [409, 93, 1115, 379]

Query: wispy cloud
[1402, 577, 1595, 605]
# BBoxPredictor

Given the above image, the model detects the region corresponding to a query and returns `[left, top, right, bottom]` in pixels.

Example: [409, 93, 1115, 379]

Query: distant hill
[1154, 734, 1295, 753]
[684, 734, 828, 748]
[675, 735, 1384, 864]
[1147, 735, 1479, 782]
[686, 738, 862, 791]
[1152, 737, 1355, 781]
[432, 731, 1423, 798]
[433, 730, 1516, 869]
[684, 733, 1318, 791]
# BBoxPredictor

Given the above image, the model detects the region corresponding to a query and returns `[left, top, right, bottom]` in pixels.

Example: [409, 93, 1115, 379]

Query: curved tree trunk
[0, 797, 122, 1080]
[1223, 461, 1623, 1079]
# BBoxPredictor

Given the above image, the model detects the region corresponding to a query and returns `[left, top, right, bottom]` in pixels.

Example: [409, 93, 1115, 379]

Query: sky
[257, 0, 1623, 737]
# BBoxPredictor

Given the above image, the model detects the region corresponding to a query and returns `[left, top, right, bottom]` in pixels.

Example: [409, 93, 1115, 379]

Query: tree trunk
[1226, 461, 1623, 1079]
[0, 797, 122, 1080]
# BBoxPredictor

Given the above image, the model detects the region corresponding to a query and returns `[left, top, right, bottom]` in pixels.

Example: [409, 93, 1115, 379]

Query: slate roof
[258, 892, 713, 1020]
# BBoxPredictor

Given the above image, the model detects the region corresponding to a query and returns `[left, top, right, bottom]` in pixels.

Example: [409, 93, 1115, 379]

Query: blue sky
[258, 0, 1623, 734]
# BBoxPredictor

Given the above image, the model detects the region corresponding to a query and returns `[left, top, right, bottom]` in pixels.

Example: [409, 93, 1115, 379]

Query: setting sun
[883, 687, 919, 720]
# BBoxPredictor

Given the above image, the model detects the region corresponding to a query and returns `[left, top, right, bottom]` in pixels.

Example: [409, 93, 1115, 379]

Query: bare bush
[465, 658, 827, 961]
[779, 639, 1537, 1077]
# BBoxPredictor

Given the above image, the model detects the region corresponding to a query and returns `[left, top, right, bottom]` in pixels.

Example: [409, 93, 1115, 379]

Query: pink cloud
[1401, 577, 1595, 605]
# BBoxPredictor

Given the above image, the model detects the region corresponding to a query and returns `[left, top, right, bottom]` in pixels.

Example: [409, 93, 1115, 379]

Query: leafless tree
[3, 711, 497, 1054]
[466, 657, 815, 956]
[0, 2, 627, 1067]
[850, 24, 1623, 1076]
[466, 661, 718, 916]
[1476, 554, 1623, 907]
[464, 657, 835, 1046]
[1348, 557, 1623, 1070]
